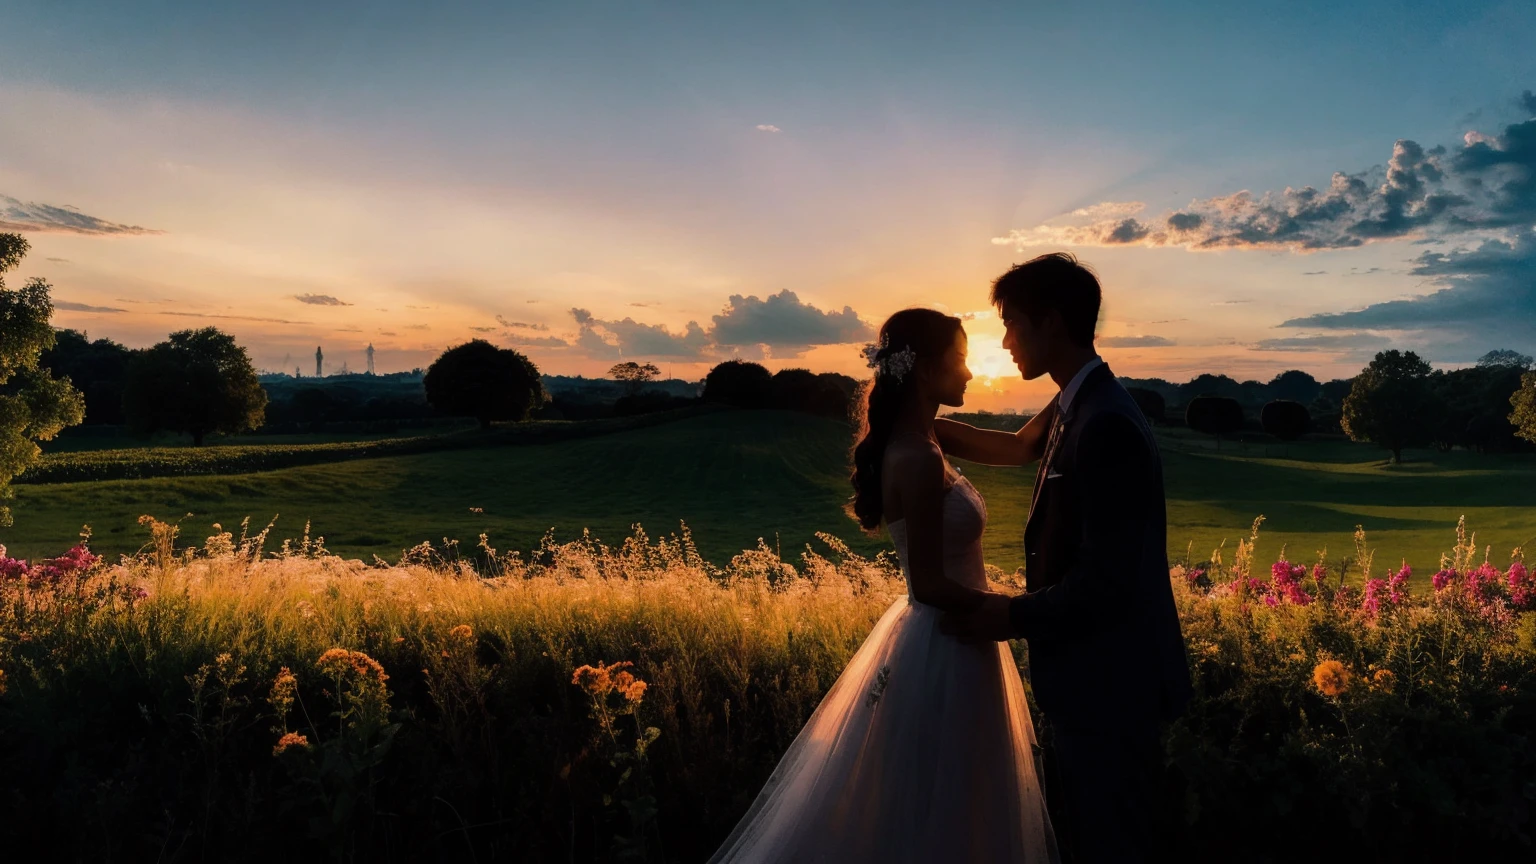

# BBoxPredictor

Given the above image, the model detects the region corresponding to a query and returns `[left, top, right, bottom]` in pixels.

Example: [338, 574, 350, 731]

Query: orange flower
[273, 732, 310, 756]
[1313, 660, 1351, 698]
[269, 666, 298, 717]
[1370, 669, 1395, 693]
[448, 624, 473, 642]
[316, 648, 389, 684]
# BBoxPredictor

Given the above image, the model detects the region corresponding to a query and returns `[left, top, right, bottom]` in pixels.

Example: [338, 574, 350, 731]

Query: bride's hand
[940, 592, 1013, 643]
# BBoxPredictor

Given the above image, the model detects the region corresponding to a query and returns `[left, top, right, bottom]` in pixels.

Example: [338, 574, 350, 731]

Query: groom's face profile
[1000, 306, 1055, 382]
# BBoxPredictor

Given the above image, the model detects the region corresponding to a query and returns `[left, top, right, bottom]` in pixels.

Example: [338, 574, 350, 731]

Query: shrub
[1184, 395, 1244, 447]
[1126, 387, 1165, 424]
[1260, 399, 1311, 441]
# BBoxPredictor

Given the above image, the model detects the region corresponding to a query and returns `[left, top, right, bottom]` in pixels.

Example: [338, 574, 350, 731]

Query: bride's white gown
[710, 475, 1059, 863]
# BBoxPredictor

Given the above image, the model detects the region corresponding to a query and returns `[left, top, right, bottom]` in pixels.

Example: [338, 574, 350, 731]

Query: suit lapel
[1028, 396, 1064, 524]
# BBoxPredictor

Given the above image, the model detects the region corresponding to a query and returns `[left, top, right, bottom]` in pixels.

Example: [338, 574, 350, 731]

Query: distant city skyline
[3, 0, 1534, 410]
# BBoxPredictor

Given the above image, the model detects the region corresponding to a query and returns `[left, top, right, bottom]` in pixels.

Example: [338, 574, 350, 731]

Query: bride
[710, 309, 1058, 863]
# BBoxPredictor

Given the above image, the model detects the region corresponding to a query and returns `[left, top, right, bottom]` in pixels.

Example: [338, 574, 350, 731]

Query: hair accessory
[860, 335, 917, 383]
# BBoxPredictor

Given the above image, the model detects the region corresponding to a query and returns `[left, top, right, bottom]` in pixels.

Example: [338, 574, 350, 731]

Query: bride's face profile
[920, 330, 972, 409]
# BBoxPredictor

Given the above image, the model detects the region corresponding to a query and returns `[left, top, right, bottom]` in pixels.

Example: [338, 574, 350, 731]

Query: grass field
[3, 409, 1534, 576]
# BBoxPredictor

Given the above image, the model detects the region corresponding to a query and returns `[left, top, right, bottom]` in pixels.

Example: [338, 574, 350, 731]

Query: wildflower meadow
[0, 516, 1532, 862]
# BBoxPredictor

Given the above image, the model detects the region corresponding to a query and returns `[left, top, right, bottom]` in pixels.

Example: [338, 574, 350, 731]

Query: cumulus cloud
[755, 124, 782, 133]
[0, 195, 161, 235]
[569, 308, 710, 359]
[294, 293, 351, 306]
[994, 107, 1535, 252]
[711, 290, 872, 353]
[1099, 334, 1175, 348]
[54, 299, 125, 313]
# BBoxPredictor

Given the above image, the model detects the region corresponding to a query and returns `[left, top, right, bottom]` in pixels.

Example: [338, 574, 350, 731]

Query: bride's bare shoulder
[883, 434, 945, 481]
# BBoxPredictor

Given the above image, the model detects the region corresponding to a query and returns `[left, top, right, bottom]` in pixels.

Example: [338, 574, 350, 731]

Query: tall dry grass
[0, 516, 1532, 861]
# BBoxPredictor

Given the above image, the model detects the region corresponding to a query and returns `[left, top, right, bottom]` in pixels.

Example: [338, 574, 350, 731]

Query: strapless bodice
[885, 474, 989, 597]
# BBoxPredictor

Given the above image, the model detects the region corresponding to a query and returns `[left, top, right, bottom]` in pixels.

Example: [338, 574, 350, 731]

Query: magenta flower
[1362, 578, 1387, 615]
[1432, 569, 1457, 592]
[1388, 564, 1410, 604]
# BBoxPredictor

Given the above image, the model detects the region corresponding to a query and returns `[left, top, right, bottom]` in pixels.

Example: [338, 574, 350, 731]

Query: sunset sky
[2, 0, 1533, 411]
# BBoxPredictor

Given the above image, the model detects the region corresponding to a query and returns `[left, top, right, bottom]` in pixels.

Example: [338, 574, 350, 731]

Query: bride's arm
[933, 408, 1050, 467]
[887, 442, 996, 613]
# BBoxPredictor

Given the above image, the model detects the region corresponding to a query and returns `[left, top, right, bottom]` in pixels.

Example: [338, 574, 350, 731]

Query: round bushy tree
[1511, 371, 1536, 445]
[123, 327, 267, 445]
[703, 360, 771, 408]
[1261, 400, 1311, 442]
[1342, 350, 1436, 464]
[0, 233, 85, 524]
[424, 339, 546, 429]
[1126, 387, 1165, 424]
[1185, 396, 1244, 449]
[1268, 370, 1322, 404]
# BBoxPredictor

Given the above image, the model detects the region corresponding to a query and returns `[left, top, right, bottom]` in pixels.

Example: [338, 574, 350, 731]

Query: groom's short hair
[990, 253, 1101, 348]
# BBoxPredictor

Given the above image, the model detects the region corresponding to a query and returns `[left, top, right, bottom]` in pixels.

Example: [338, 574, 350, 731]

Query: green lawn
[4, 410, 1533, 578]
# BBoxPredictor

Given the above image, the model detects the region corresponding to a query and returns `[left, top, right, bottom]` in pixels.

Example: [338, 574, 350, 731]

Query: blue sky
[2, 0, 1533, 407]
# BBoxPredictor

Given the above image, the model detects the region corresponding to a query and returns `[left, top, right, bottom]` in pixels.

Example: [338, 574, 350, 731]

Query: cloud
[1302, 270, 1327, 276]
[495, 315, 549, 331]
[755, 124, 782, 133]
[293, 293, 352, 306]
[469, 326, 497, 332]
[711, 290, 872, 353]
[0, 195, 161, 235]
[404, 324, 430, 330]
[1099, 335, 1175, 348]
[569, 307, 710, 359]
[1252, 333, 1392, 352]
[157, 310, 303, 325]
[1282, 229, 1536, 339]
[1522, 90, 1536, 116]
[54, 299, 125, 313]
[506, 334, 571, 349]
[45, 257, 69, 263]
[994, 107, 1536, 252]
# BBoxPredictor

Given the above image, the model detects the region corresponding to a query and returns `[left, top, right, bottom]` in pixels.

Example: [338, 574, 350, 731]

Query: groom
[937, 253, 1192, 863]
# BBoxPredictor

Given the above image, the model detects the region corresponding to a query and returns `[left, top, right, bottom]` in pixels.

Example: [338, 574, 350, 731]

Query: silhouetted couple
[710, 253, 1193, 863]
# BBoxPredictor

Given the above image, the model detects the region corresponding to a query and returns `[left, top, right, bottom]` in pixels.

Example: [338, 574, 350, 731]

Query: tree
[1341, 350, 1437, 464]
[608, 361, 661, 397]
[0, 233, 86, 525]
[424, 339, 546, 429]
[123, 328, 267, 445]
[1268, 370, 1322, 405]
[39, 329, 132, 425]
[1185, 396, 1244, 449]
[702, 360, 772, 408]
[1261, 400, 1311, 441]
[1126, 387, 1165, 424]
[1511, 371, 1536, 445]
[1477, 349, 1534, 370]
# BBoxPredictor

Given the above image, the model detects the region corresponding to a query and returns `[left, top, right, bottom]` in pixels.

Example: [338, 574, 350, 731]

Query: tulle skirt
[710, 597, 1059, 863]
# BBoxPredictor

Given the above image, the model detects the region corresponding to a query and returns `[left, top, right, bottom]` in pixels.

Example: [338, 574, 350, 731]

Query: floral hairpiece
[860, 335, 918, 384]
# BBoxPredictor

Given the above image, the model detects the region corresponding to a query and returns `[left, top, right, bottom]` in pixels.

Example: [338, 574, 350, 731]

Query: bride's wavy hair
[846, 308, 965, 534]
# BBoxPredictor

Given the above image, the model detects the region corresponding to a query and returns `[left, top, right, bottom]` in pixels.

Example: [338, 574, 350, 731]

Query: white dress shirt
[1057, 356, 1103, 414]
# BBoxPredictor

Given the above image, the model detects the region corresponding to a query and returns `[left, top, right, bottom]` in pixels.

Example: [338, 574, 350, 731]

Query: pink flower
[1467, 562, 1501, 602]
[1432, 569, 1457, 592]
[1362, 578, 1387, 615]
[1388, 564, 1410, 604]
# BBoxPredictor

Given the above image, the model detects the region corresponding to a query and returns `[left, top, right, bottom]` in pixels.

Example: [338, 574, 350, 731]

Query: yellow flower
[1370, 669, 1395, 693]
[1313, 660, 1351, 698]
[316, 648, 389, 684]
[449, 624, 473, 641]
[273, 731, 310, 756]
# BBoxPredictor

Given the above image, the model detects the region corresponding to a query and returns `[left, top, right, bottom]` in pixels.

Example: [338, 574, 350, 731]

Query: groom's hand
[940, 593, 1014, 643]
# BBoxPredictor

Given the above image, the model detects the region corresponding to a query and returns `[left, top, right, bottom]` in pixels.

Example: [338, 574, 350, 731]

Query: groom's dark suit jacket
[1008, 363, 1193, 730]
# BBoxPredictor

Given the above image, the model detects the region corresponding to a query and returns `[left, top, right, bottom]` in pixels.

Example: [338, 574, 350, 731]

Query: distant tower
[295, 366, 301, 379]
[315, 346, 324, 377]
[366, 343, 376, 375]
